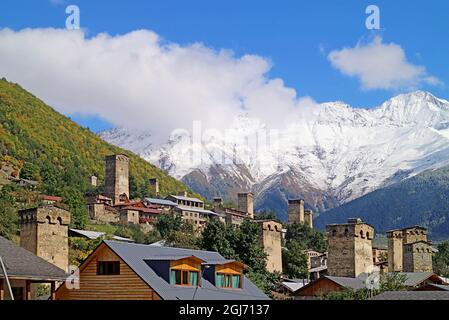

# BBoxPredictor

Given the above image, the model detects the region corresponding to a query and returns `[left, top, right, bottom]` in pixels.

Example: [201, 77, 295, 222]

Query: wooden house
[56, 240, 269, 300]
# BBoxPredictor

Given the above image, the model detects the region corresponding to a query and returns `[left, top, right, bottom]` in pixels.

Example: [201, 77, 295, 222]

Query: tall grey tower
[104, 154, 130, 205]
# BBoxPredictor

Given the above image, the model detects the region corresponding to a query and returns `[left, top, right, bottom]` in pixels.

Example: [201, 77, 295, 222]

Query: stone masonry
[256, 220, 283, 273]
[326, 218, 374, 278]
[19, 205, 71, 272]
[403, 241, 434, 273]
[104, 154, 130, 205]
[387, 226, 429, 272]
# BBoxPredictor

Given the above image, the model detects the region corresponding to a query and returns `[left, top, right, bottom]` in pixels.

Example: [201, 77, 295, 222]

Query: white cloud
[328, 36, 441, 91]
[0, 28, 315, 144]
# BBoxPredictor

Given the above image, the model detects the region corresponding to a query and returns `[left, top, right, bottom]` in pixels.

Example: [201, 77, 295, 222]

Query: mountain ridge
[100, 90, 449, 221]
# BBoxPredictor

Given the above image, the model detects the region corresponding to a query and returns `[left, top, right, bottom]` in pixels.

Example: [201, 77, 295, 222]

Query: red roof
[43, 195, 63, 202]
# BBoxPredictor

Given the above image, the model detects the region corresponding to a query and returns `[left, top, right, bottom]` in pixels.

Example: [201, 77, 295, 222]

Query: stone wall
[104, 154, 129, 205]
[288, 199, 304, 225]
[87, 203, 119, 223]
[403, 242, 433, 273]
[326, 220, 374, 277]
[19, 206, 71, 272]
[257, 220, 283, 273]
[387, 230, 403, 272]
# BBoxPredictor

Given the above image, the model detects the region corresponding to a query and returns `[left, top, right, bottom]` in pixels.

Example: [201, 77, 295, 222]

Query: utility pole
[0, 256, 14, 300]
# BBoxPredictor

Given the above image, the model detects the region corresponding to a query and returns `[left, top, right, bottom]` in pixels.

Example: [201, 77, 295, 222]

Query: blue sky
[0, 0, 448, 132]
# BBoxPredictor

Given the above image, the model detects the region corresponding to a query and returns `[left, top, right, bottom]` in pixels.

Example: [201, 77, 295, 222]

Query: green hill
[0, 78, 199, 229]
[315, 166, 449, 240]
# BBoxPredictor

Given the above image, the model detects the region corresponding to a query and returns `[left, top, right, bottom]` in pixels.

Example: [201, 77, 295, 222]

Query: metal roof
[168, 195, 204, 203]
[70, 229, 133, 242]
[176, 205, 219, 216]
[400, 272, 439, 287]
[281, 281, 309, 292]
[0, 236, 68, 281]
[103, 240, 269, 300]
[325, 276, 366, 290]
[70, 228, 105, 240]
[144, 198, 177, 206]
[372, 291, 449, 300]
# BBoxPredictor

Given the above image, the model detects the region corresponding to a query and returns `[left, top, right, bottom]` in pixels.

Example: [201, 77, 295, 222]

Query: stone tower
[104, 154, 129, 205]
[304, 210, 313, 229]
[403, 241, 433, 273]
[387, 230, 403, 272]
[149, 178, 160, 197]
[238, 192, 254, 219]
[19, 205, 71, 272]
[387, 226, 428, 272]
[256, 220, 283, 273]
[288, 199, 304, 225]
[326, 218, 374, 278]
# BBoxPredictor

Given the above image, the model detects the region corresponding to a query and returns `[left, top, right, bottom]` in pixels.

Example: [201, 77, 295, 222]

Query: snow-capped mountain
[99, 91, 449, 220]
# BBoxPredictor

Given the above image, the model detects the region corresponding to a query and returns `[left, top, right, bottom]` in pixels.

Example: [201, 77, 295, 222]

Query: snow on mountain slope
[99, 91, 449, 219]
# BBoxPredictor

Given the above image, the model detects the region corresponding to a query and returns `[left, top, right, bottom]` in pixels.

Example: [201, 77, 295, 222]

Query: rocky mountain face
[100, 91, 449, 221]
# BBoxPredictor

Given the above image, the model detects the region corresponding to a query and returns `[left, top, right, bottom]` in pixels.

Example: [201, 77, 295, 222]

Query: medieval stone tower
[149, 178, 160, 197]
[304, 210, 313, 229]
[326, 218, 374, 278]
[387, 226, 430, 272]
[288, 199, 313, 228]
[256, 220, 283, 273]
[104, 154, 130, 205]
[238, 192, 254, 219]
[387, 229, 404, 272]
[403, 241, 433, 272]
[288, 199, 304, 225]
[19, 205, 71, 272]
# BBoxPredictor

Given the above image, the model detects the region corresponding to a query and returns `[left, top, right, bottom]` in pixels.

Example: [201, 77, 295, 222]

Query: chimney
[238, 192, 254, 218]
[149, 178, 160, 196]
[178, 191, 188, 197]
[304, 210, 313, 229]
[288, 199, 304, 225]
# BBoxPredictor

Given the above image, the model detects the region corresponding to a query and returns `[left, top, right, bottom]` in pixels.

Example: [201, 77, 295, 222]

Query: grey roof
[372, 291, 449, 300]
[144, 198, 177, 206]
[325, 276, 366, 290]
[104, 240, 269, 300]
[281, 281, 309, 292]
[400, 272, 438, 287]
[176, 205, 219, 216]
[168, 195, 204, 203]
[70, 228, 105, 240]
[70, 229, 134, 242]
[0, 236, 68, 281]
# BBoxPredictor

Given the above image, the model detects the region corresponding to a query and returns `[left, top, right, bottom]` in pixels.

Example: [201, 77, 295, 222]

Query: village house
[0, 236, 68, 300]
[292, 272, 446, 299]
[55, 240, 269, 300]
[167, 192, 221, 233]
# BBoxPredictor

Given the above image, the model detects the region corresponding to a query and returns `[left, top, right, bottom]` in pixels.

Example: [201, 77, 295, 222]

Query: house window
[216, 273, 241, 289]
[170, 269, 199, 286]
[97, 261, 120, 275]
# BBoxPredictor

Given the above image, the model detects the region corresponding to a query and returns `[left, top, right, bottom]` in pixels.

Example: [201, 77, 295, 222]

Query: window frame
[96, 261, 120, 276]
[216, 272, 242, 289]
[170, 268, 200, 287]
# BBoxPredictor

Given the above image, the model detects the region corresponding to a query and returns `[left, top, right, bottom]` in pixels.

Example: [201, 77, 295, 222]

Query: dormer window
[170, 269, 199, 286]
[216, 273, 241, 289]
[168, 256, 204, 287]
[214, 260, 245, 289]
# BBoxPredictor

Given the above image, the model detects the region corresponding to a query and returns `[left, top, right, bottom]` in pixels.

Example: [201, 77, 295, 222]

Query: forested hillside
[0, 78, 199, 231]
[315, 166, 449, 240]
